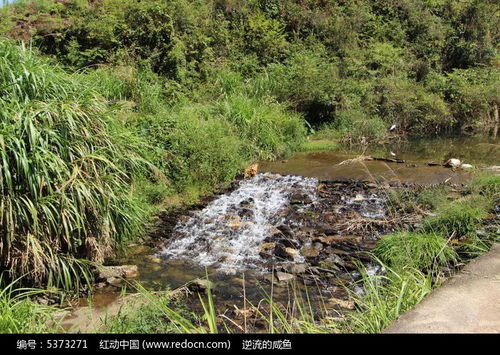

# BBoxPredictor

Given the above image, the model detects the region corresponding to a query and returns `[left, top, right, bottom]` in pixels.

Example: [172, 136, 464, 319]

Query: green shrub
[1, 0, 498, 137]
[376, 75, 453, 134]
[375, 232, 456, 270]
[163, 106, 247, 191]
[214, 93, 306, 159]
[332, 109, 386, 141]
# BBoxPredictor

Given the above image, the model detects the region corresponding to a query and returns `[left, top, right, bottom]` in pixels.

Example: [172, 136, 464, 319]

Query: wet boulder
[283, 263, 308, 274]
[244, 163, 259, 178]
[317, 235, 363, 246]
[284, 247, 299, 258]
[188, 278, 214, 293]
[319, 254, 345, 269]
[264, 228, 286, 243]
[228, 221, 244, 228]
[315, 223, 337, 235]
[274, 244, 295, 260]
[295, 231, 312, 244]
[278, 237, 301, 249]
[222, 214, 240, 222]
[290, 193, 313, 205]
[275, 272, 295, 283]
[328, 297, 355, 310]
[237, 208, 254, 219]
[276, 224, 294, 239]
[312, 242, 323, 251]
[107, 277, 125, 288]
[239, 197, 254, 207]
[259, 242, 276, 259]
[264, 272, 295, 285]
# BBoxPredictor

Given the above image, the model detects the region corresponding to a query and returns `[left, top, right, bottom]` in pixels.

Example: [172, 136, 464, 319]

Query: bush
[162, 106, 247, 191]
[332, 109, 386, 141]
[375, 232, 456, 270]
[376, 75, 453, 134]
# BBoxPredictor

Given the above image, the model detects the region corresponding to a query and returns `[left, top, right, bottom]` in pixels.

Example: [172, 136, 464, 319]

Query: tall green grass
[422, 195, 491, 237]
[0, 40, 148, 287]
[101, 282, 217, 334]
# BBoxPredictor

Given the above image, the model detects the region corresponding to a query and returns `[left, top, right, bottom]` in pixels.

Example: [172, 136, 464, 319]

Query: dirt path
[385, 243, 500, 333]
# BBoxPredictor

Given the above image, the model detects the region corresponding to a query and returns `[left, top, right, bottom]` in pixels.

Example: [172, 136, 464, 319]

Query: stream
[64, 136, 500, 331]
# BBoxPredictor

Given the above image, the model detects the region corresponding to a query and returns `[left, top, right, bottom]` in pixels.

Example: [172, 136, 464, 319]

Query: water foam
[159, 173, 318, 271]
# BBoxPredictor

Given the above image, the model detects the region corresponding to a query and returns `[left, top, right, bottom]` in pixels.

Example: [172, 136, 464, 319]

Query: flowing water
[160, 174, 317, 271]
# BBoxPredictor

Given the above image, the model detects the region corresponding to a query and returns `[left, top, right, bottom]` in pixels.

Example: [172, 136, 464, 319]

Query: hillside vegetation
[0, 0, 499, 285]
[2, 0, 499, 138]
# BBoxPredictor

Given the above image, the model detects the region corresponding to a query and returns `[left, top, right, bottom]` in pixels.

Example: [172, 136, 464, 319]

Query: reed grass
[0, 40, 148, 287]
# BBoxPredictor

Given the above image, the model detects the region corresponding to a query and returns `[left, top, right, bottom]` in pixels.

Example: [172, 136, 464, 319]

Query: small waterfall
[159, 173, 318, 271]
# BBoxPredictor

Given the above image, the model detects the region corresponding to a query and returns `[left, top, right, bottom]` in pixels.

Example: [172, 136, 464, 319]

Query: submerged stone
[97, 265, 139, 281]
[328, 297, 355, 310]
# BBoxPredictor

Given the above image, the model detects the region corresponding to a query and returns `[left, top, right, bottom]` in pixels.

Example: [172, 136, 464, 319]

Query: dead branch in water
[337, 156, 372, 165]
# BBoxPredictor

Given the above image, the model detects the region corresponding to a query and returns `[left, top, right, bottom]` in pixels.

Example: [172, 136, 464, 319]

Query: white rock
[445, 158, 461, 168]
[461, 163, 474, 169]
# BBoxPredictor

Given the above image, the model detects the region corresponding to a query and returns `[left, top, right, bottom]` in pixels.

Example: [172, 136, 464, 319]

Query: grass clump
[386, 185, 451, 214]
[469, 173, 500, 197]
[101, 283, 217, 334]
[101, 292, 197, 334]
[375, 232, 456, 270]
[0, 277, 63, 333]
[345, 264, 433, 333]
[422, 195, 491, 237]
